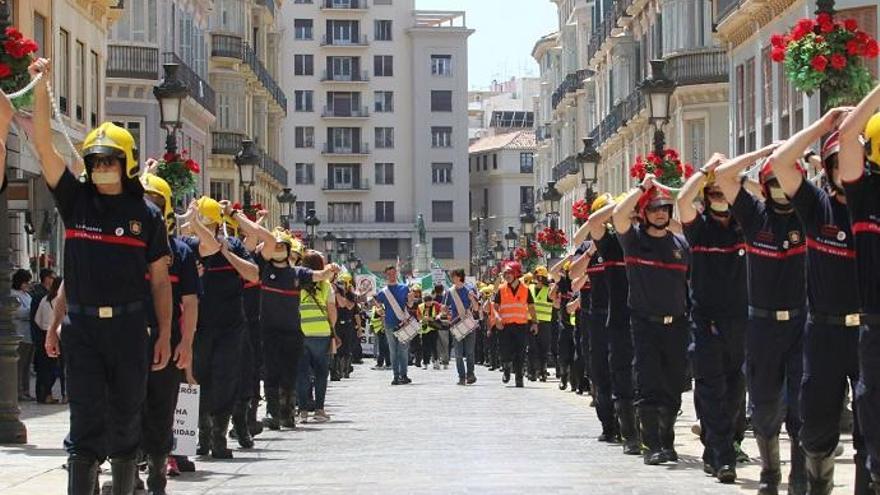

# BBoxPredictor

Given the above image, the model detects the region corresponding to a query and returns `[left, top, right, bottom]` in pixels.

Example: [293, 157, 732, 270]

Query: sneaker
[391, 378, 401, 385]
[371, 365, 384, 370]
[644, 450, 665, 465]
[299, 411, 309, 423]
[402, 376, 412, 384]
[312, 410, 331, 423]
[502, 370, 511, 384]
[716, 465, 736, 484]
[661, 448, 679, 462]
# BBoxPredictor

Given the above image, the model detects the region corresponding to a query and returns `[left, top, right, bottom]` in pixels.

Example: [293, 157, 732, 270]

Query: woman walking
[297, 251, 338, 423]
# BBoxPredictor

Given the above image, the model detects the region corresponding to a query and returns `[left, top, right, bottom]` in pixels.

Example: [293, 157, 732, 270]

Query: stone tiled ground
[1, 363, 857, 494]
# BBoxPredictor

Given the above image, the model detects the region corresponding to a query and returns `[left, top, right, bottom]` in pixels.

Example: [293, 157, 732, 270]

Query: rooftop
[468, 130, 537, 154]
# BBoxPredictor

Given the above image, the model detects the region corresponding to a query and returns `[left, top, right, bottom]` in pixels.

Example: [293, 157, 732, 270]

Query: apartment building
[280, 2, 473, 272]
[468, 77, 540, 140]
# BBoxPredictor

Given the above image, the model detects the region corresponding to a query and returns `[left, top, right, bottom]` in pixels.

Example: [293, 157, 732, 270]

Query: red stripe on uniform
[691, 243, 746, 254]
[853, 221, 880, 236]
[624, 256, 688, 272]
[745, 243, 807, 259]
[261, 286, 301, 297]
[244, 281, 262, 289]
[145, 273, 181, 283]
[205, 266, 235, 273]
[65, 228, 146, 248]
[603, 261, 626, 268]
[806, 237, 856, 259]
[586, 265, 606, 274]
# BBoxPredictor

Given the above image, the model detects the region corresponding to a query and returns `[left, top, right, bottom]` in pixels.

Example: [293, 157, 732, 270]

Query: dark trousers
[18, 341, 33, 397]
[475, 323, 486, 364]
[263, 326, 304, 395]
[588, 312, 615, 432]
[608, 316, 635, 402]
[487, 329, 501, 368]
[376, 332, 390, 366]
[745, 314, 804, 440]
[557, 322, 575, 369]
[297, 337, 331, 410]
[62, 311, 150, 462]
[421, 331, 438, 366]
[236, 326, 255, 402]
[857, 323, 880, 476]
[528, 321, 553, 375]
[500, 325, 529, 378]
[692, 316, 746, 468]
[141, 342, 183, 457]
[246, 317, 262, 401]
[34, 331, 61, 401]
[631, 314, 689, 411]
[194, 325, 242, 417]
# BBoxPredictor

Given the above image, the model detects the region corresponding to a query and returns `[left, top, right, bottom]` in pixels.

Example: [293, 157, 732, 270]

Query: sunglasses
[646, 204, 672, 213]
[89, 154, 124, 167]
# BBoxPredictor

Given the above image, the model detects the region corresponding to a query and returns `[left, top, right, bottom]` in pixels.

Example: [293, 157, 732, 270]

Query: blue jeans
[454, 331, 476, 379]
[385, 330, 409, 379]
[297, 337, 330, 410]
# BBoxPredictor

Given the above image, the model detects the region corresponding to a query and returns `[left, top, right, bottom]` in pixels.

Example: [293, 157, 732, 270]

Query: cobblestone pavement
[1, 363, 858, 494]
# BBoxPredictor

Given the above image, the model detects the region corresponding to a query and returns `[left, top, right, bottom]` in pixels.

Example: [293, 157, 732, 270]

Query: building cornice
[715, 0, 800, 48]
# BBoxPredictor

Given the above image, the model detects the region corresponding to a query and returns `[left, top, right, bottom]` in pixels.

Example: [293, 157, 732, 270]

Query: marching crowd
[4, 56, 880, 495]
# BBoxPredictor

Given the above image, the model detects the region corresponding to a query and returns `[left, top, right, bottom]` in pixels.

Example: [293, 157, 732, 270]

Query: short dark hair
[384, 265, 396, 273]
[39, 268, 56, 284]
[11, 269, 32, 290]
[451, 268, 466, 282]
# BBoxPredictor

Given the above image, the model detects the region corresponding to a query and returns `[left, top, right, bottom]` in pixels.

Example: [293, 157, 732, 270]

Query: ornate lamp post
[520, 206, 536, 243]
[493, 240, 505, 265]
[153, 64, 189, 156]
[304, 209, 320, 249]
[337, 241, 350, 267]
[640, 60, 675, 156]
[577, 137, 601, 203]
[322, 232, 337, 256]
[542, 180, 563, 229]
[234, 139, 261, 211]
[276, 188, 296, 229]
[504, 226, 518, 259]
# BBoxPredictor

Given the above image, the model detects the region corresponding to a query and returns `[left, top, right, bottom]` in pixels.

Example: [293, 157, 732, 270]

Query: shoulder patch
[130, 221, 142, 236]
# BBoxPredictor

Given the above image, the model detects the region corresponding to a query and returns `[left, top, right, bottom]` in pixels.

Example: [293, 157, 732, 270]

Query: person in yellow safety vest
[482, 285, 501, 371]
[493, 261, 538, 388]
[418, 295, 441, 369]
[369, 304, 391, 370]
[529, 266, 554, 382]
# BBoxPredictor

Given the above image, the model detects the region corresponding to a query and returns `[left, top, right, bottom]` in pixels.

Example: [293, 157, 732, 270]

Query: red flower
[3, 40, 26, 59]
[630, 162, 646, 179]
[811, 54, 829, 72]
[4, 27, 22, 41]
[163, 152, 176, 163]
[770, 33, 787, 47]
[771, 47, 786, 62]
[847, 39, 863, 56]
[664, 148, 679, 160]
[816, 13, 832, 26]
[185, 159, 200, 173]
[0, 63, 11, 79]
[844, 19, 859, 32]
[648, 153, 662, 165]
[830, 53, 847, 70]
[866, 39, 879, 58]
[684, 163, 695, 178]
[654, 166, 664, 178]
[815, 36, 824, 44]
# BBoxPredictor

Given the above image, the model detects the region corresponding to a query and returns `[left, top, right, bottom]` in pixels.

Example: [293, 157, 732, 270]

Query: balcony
[551, 155, 579, 181]
[256, 0, 275, 17]
[320, 70, 370, 83]
[321, 106, 370, 119]
[551, 68, 592, 110]
[665, 48, 729, 86]
[211, 33, 288, 114]
[324, 214, 416, 225]
[321, 142, 371, 155]
[320, 35, 369, 47]
[322, 178, 371, 191]
[261, 154, 288, 187]
[714, 0, 741, 24]
[163, 52, 215, 115]
[586, 8, 616, 64]
[321, 0, 368, 10]
[106, 45, 159, 79]
[212, 131, 245, 155]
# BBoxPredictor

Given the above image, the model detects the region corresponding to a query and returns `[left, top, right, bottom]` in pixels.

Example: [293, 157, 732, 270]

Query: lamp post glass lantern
[494, 240, 505, 262]
[235, 139, 261, 210]
[322, 232, 337, 254]
[504, 226, 518, 255]
[520, 208, 536, 238]
[304, 209, 320, 248]
[641, 59, 676, 155]
[277, 187, 296, 228]
[153, 63, 189, 155]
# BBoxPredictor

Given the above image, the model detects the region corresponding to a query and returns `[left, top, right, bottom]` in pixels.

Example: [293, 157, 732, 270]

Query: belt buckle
[98, 306, 113, 319]
[845, 313, 861, 327]
[663, 316, 674, 325]
[775, 310, 790, 321]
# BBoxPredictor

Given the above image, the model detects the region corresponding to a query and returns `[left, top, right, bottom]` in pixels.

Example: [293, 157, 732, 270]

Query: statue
[416, 213, 426, 244]
[413, 213, 429, 276]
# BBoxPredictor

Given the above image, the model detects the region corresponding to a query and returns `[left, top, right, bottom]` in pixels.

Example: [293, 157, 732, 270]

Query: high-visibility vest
[486, 301, 497, 329]
[301, 281, 332, 337]
[531, 286, 552, 322]
[498, 282, 529, 325]
[370, 309, 384, 334]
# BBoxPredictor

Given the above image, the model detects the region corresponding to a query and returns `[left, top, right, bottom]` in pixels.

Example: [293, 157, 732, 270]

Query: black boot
[869, 473, 880, 495]
[232, 402, 254, 449]
[342, 356, 352, 379]
[211, 414, 234, 459]
[616, 400, 641, 455]
[67, 456, 99, 495]
[755, 434, 781, 495]
[788, 440, 807, 495]
[804, 452, 834, 495]
[658, 406, 678, 462]
[196, 413, 213, 456]
[145, 454, 168, 495]
[248, 396, 263, 437]
[502, 363, 511, 384]
[559, 366, 569, 391]
[263, 387, 281, 430]
[280, 390, 296, 429]
[110, 457, 137, 495]
[639, 406, 663, 465]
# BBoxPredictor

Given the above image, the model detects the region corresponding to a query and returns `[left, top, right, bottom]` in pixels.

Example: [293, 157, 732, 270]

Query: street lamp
[577, 137, 601, 203]
[276, 187, 296, 229]
[153, 63, 189, 156]
[504, 226, 518, 258]
[520, 206, 536, 240]
[337, 241, 350, 266]
[542, 181, 563, 229]
[347, 253, 359, 273]
[304, 209, 320, 249]
[235, 139, 261, 210]
[322, 232, 337, 254]
[640, 59, 676, 155]
[494, 240, 505, 262]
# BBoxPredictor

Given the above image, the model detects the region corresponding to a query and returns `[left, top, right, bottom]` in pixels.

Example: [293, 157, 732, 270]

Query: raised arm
[839, 83, 880, 182]
[771, 107, 850, 197]
[677, 153, 725, 224]
[714, 144, 778, 203]
[28, 59, 67, 188]
[613, 175, 653, 235]
[229, 209, 276, 259]
[573, 201, 615, 246]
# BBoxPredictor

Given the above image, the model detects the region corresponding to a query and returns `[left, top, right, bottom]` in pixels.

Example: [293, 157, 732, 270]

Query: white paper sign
[431, 268, 446, 287]
[355, 274, 377, 297]
[171, 383, 200, 456]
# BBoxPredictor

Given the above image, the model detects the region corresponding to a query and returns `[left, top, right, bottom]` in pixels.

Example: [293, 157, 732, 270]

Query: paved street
[1, 363, 858, 494]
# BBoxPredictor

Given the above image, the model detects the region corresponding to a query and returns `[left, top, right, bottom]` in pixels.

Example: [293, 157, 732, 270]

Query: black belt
[637, 313, 687, 326]
[748, 306, 803, 322]
[811, 312, 880, 327]
[67, 301, 143, 319]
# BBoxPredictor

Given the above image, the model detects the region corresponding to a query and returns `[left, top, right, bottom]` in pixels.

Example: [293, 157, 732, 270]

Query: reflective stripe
[745, 243, 807, 260]
[852, 221, 880, 236]
[244, 281, 262, 289]
[691, 243, 747, 254]
[65, 228, 146, 249]
[301, 281, 332, 336]
[499, 283, 529, 324]
[806, 237, 856, 259]
[624, 256, 689, 272]
[205, 265, 235, 273]
[261, 286, 301, 297]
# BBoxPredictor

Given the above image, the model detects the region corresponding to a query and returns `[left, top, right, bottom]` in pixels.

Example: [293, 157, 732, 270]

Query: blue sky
[415, 0, 558, 89]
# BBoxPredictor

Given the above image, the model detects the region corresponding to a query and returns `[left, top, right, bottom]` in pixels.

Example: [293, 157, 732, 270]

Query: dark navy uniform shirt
[188, 236, 252, 331]
[51, 169, 169, 306]
[596, 231, 629, 325]
[844, 173, 880, 313]
[243, 251, 262, 321]
[146, 236, 199, 343]
[619, 225, 691, 317]
[682, 212, 747, 319]
[791, 180, 860, 315]
[257, 258, 313, 331]
[731, 188, 807, 311]
[586, 251, 609, 315]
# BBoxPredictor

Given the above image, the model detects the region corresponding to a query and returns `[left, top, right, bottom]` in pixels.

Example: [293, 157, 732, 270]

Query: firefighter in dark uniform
[838, 90, 880, 494]
[333, 273, 358, 380]
[140, 174, 200, 494]
[575, 193, 640, 456]
[573, 245, 591, 396]
[584, 237, 617, 441]
[236, 214, 264, 438]
[715, 142, 808, 494]
[30, 58, 173, 495]
[772, 109, 869, 494]
[611, 176, 691, 466]
[677, 154, 748, 483]
[557, 256, 587, 391]
[187, 196, 259, 459]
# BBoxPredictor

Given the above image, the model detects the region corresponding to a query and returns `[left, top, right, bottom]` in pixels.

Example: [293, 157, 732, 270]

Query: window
[374, 20, 392, 41]
[432, 163, 452, 184]
[375, 127, 394, 148]
[379, 238, 398, 259]
[328, 127, 360, 152]
[295, 201, 316, 222]
[294, 90, 314, 112]
[326, 19, 360, 44]
[210, 180, 233, 200]
[374, 91, 393, 112]
[431, 55, 452, 76]
[482, 155, 488, 170]
[375, 201, 395, 222]
[520, 152, 534, 173]
[685, 120, 706, 169]
[327, 56, 360, 80]
[432, 238, 454, 259]
[328, 202, 362, 223]
[58, 29, 70, 115]
[90, 51, 99, 127]
[295, 163, 315, 185]
[112, 0, 158, 43]
[327, 163, 361, 189]
[432, 201, 453, 222]
[375, 162, 394, 185]
[295, 127, 315, 148]
[761, 47, 773, 145]
[294, 54, 314, 75]
[294, 19, 313, 40]
[431, 90, 452, 112]
[735, 64, 744, 154]
[745, 57, 756, 152]
[374, 0, 392, 4]
[34, 12, 47, 58]
[492, 154, 498, 170]
[374, 55, 393, 76]
[431, 127, 452, 148]
[294, 0, 313, 3]
[520, 186, 534, 213]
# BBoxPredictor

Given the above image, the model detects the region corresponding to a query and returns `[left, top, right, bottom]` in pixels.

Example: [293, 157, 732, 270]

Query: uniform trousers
[141, 329, 183, 457]
[857, 322, 880, 477]
[263, 326, 304, 395]
[588, 312, 615, 432]
[607, 315, 635, 402]
[194, 324, 242, 417]
[500, 324, 529, 377]
[631, 314, 689, 411]
[528, 321, 553, 374]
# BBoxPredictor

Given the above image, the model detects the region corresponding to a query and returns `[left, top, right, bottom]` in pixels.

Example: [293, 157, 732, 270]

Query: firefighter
[493, 261, 537, 388]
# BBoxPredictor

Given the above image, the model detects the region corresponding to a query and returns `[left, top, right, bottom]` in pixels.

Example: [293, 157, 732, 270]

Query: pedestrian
[376, 266, 416, 385]
[528, 267, 553, 382]
[677, 153, 749, 483]
[493, 261, 537, 388]
[30, 57, 173, 495]
[34, 276, 65, 404]
[611, 175, 691, 466]
[369, 304, 390, 369]
[715, 141, 807, 493]
[11, 269, 34, 401]
[332, 273, 357, 380]
[29, 268, 57, 403]
[433, 284, 451, 369]
[419, 294, 441, 369]
[554, 263, 578, 391]
[443, 269, 480, 385]
[482, 285, 501, 371]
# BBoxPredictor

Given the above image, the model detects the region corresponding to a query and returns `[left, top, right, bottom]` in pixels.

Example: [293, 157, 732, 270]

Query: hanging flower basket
[232, 201, 264, 221]
[536, 226, 568, 258]
[572, 199, 591, 226]
[629, 148, 693, 189]
[772, 14, 878, 108]
[0, 27, 40, 110]
[514, 241, 544, 272]
[154, 149, 200, 204]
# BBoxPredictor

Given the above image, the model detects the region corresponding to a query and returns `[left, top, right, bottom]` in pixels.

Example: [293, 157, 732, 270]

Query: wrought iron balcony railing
[321, 70, 370, 82]
[321, 106, 370, 118]
[106, 45, 159, 79]
[320, 35, 369, 47]
[321, 142, 371, 155]
[321, 0, 368, 9]
[162, 52, 215, 115]
[211, 34, 287, 114]
[665, 48, 729, 86]
[322, 178, 371, 191]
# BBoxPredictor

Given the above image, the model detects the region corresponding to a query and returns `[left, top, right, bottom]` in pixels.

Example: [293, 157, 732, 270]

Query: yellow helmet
[864, 112, 880, 166]
[480, 286, 494, 296]
[562, 259, 572, 271]
[614, 192, 628, 204]
[273, 227, 295, 249]
[289, 237, 304, 257]
[196, 196, 223, 225]
[412, 283, 422, 292]
[82, 122, 139, 179]
[522, 272, 534, 284]
[534, 265, 549, 278]
[591, 193, 613, 213]
[142, 173, 173, 228]
[339, 272, 353, 284]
